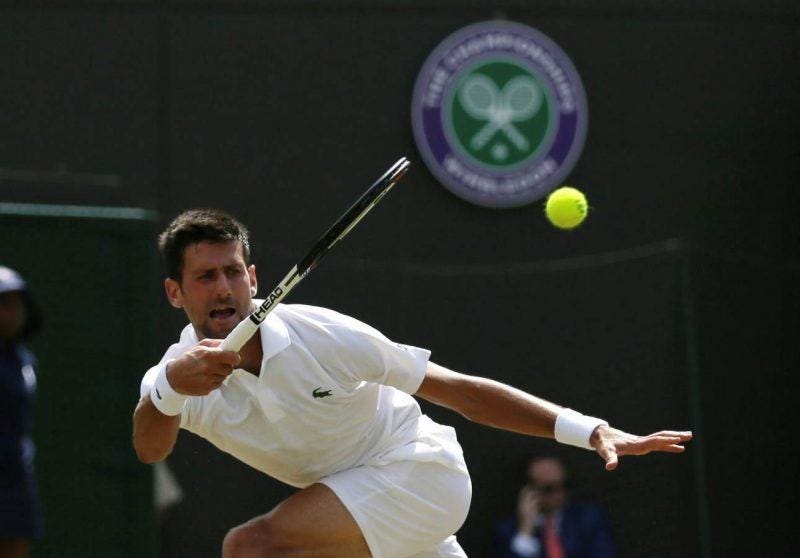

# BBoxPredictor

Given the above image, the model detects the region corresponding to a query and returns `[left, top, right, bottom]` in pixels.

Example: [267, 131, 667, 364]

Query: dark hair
[158, 208, 251, 281]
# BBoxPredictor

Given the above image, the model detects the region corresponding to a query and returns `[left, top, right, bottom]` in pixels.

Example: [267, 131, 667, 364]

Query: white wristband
[150, 362, 187, 416]
[554, 408, 608, 450]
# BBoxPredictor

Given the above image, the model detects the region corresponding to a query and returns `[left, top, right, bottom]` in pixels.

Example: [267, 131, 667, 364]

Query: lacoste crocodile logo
[313, 387, 332, 399]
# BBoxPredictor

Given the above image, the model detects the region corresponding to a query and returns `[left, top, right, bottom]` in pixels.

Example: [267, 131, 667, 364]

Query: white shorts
[320, 460, 472, 558]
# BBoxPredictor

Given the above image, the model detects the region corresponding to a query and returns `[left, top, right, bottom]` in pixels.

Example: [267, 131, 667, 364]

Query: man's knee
[222, 518, 281, 558]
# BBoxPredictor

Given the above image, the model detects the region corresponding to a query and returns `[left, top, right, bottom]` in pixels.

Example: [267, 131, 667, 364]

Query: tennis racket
[219, 156, 411, 352]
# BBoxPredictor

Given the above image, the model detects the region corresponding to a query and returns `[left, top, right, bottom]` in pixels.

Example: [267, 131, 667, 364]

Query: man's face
[0, 291, 26, 341]
[165, 241, 257, 340]
[527, 458, 568, 514]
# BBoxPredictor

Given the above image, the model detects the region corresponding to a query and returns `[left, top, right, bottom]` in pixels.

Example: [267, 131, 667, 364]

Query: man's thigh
[223, 482, 371, 558]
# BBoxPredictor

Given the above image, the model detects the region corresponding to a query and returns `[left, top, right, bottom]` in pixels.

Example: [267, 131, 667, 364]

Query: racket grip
[219, 318, 258, 352]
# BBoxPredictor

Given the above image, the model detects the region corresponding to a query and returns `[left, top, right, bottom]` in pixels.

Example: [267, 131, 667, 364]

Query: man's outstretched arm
[414, 361, 691, 470]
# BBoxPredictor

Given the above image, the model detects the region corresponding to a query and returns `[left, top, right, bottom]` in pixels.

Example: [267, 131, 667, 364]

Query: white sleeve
[294, 308, 431, 394]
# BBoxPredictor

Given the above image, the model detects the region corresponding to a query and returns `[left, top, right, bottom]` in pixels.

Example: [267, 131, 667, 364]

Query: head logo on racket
[412, 21, 588, 208]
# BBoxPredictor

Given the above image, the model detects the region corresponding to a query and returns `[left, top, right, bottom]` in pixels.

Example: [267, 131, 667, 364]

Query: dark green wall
[0, 213, 158, 557]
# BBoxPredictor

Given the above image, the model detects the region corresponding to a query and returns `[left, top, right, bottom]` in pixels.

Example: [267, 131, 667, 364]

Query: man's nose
[215, 274, 233, 296]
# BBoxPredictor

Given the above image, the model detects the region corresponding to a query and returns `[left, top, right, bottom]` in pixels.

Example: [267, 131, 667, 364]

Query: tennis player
[133, 209, 691, 558]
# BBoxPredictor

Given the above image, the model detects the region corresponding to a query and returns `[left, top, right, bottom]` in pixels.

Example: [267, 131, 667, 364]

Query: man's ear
[164, 278, 184, 309]
[248, 264, 258, 297]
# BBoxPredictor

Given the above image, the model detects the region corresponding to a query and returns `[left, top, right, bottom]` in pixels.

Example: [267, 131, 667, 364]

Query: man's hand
[516, 485, 540, 535]
[166, 339, 241, 396]
[590, 426, 693, 471]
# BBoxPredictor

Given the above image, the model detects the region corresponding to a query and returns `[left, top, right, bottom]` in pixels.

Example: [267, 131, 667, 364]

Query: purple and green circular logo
[412, 21, 588, 208]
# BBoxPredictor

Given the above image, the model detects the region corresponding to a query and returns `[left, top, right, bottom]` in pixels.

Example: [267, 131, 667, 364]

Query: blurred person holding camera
[493, 457, 616, 558]
[0, 267, 43, 558]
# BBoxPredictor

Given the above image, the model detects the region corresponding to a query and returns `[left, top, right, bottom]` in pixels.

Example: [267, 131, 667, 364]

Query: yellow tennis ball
[544, 186, 588, 229]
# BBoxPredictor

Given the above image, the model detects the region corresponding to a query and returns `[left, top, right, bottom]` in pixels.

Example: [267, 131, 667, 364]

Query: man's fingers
[622, 435, 688, 456]
[595, 443, 619, 471]
[648, 435, 683, 444]
[593, 428, 692, 469]
[649, 430, 693, 440]
[213, 349, 242, 367]
[661, 445, 686, 453]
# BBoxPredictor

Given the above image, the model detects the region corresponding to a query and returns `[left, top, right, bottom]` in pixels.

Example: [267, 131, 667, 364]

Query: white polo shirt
[140, 303, 467, 488]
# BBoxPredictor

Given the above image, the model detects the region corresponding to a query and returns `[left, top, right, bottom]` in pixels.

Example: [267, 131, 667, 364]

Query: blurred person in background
[0, 267, 43, 558]
[493, 457, 616, 558]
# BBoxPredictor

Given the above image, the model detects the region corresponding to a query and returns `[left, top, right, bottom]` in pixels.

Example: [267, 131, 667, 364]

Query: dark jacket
[0, 343, 42, 538]
[492, 501, 617, 558]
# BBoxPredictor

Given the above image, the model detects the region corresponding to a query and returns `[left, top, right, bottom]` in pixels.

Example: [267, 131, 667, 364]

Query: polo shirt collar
[252, 308, 291, 421]
[258, 310, 291, 362]
[211, 308, 291, 398]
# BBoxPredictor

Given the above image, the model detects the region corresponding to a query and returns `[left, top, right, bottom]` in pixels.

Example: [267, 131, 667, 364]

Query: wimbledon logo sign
[411, 21, 588, 208]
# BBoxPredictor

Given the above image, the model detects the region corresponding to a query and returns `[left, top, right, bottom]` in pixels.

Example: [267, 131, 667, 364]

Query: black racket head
[298, 157, 411, 274]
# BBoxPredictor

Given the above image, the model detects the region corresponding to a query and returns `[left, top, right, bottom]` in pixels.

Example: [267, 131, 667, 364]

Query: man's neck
[237, 332, 263, 376]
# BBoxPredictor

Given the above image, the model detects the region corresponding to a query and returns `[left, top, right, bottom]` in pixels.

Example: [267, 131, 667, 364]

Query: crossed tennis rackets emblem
[458, 74, 543, 154]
